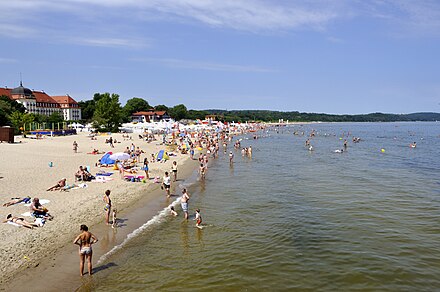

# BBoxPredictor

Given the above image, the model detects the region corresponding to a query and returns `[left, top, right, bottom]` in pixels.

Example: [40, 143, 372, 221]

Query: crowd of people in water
[4, 122, 425, 279]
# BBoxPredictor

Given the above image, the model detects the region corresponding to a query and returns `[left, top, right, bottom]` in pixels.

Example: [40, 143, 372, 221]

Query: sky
[1, 0, 440, 114]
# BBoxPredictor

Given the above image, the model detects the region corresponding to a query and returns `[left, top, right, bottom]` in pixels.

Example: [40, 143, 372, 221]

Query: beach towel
[6, 221, 22, 227]
[96, 172, 113, 176]
[35, 218, 45, 226]
[72, 183, 88, 190]
[93, 176, 114, 183]
[21, 212, 32, 217]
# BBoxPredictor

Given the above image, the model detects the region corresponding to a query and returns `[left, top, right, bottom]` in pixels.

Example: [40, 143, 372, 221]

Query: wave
[97, 196, 182, 265]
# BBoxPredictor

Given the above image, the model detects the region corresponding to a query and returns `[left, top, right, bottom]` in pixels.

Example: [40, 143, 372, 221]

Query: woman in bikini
[3, 214, 38, 229]
[103, 190, 112, 225]
[73, 224, 98, 276]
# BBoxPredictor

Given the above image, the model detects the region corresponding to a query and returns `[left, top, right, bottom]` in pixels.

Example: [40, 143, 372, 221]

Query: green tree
[122, 97, 151, 121]
[0, 95, 26, 126]
[154, 104, 169, 111]
[92, 93, 122, 132]
[78, 99, 96, 121]
[9, 111, 24, 131]
[47, 112, 64, 123]
[169, 104, 188, 121]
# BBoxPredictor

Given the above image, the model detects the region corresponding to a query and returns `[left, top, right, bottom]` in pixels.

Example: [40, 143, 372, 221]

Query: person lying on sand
[3, 196, 31, 207]
[3, 214, 38, 229]
[47, 178, 67, 191]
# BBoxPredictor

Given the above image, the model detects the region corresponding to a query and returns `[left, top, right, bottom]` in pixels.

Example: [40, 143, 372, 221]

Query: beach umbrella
[109, 152, 131, 161]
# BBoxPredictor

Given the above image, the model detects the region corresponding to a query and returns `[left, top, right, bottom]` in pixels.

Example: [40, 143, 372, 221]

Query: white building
[0, 82, 81, 121]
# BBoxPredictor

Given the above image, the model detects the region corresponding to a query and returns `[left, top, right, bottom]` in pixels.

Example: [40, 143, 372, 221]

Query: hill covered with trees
[2, 92, 439, 133]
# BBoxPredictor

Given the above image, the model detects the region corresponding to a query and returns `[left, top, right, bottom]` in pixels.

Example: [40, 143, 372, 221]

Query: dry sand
[0, 132, 195, 286]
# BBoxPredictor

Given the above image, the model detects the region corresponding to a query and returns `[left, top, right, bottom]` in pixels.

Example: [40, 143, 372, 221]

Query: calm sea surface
[79, 122, 440, 291]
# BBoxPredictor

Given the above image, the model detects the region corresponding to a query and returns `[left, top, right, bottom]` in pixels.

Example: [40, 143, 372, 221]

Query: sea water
[78, 122, 440, 291]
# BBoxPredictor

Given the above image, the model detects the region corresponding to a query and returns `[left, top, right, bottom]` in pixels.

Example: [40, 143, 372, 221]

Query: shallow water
[78, 122, 440, 291]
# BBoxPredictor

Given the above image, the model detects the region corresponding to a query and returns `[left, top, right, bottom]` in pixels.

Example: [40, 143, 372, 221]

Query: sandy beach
[0, 132, 197, 287]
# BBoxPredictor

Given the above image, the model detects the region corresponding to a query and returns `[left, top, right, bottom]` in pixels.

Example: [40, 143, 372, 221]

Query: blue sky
[1, 0, 440, 114]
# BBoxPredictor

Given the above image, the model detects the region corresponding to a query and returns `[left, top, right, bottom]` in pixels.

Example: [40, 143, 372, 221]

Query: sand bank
[0, 132, 198, 288]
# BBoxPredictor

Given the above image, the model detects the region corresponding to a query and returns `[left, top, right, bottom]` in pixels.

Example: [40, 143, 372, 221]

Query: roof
[0, 88, 12, 97]
[11, 83, 33, 96]
[0, 87, 79, 105]
[33, 91, 58, 104]
[132, 111, 167, 116]
[52, 95, 78, 105]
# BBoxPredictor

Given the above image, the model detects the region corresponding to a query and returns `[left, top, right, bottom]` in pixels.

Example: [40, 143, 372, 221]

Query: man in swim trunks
[73, 224, 98, 276]
[181, 189, 190, 219]
[30, 197, 53, 220]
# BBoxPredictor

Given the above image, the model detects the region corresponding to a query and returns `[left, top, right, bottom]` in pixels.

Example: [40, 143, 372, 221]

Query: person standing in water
[195, 208, 202, 229]
[103, 190, 112, 225]
[162, 172, 171, 198]
[73, 224, 98, 276]
[229, 151, 234, 165]
[181, 188, 190, 220]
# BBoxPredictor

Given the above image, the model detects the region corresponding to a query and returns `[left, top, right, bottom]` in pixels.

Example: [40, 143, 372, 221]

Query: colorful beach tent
[155, 150, 170, 161]
[100, 152, 116, 165]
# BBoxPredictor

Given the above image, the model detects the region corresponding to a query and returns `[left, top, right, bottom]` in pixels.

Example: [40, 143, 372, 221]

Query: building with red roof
[0, 82, 81, 120]
[131, 111, 171, 123]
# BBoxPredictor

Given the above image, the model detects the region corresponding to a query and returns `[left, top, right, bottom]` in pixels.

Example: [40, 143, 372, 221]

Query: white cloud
[69, 37, 150, 49]
[130, 57, 278, 73]
[1, 0, 440, 42]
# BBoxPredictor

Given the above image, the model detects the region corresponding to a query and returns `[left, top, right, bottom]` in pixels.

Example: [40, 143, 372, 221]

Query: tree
[78, 100, 96, 121]
[169, 104, 188, 121]
[92, 93, 122, 132]
[0, 95, 26, 126]
[47, 112, 64, 123]
[154, 104, 169, 111]
[122, 97, 151, 121]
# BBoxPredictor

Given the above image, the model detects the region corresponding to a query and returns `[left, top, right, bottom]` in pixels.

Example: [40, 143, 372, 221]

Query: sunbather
[2, 196, 31, 207]
[30, 197, 54, 220]
[75, 166, 86, 181]
[3, 214, 38, 229]
[47, 178, 67, 191]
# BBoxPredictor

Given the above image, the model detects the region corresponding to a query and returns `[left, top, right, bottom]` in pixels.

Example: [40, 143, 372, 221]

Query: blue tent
[155, 150, 169, 161]
[100, 152, 116, 165]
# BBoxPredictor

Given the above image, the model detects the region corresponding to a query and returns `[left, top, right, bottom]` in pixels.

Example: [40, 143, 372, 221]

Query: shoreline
[0, 132, 199, 290]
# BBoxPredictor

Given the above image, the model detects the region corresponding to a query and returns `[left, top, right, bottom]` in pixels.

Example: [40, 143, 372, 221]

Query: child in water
[170, 206, 178, 216]
[195, 208, 202, 229]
